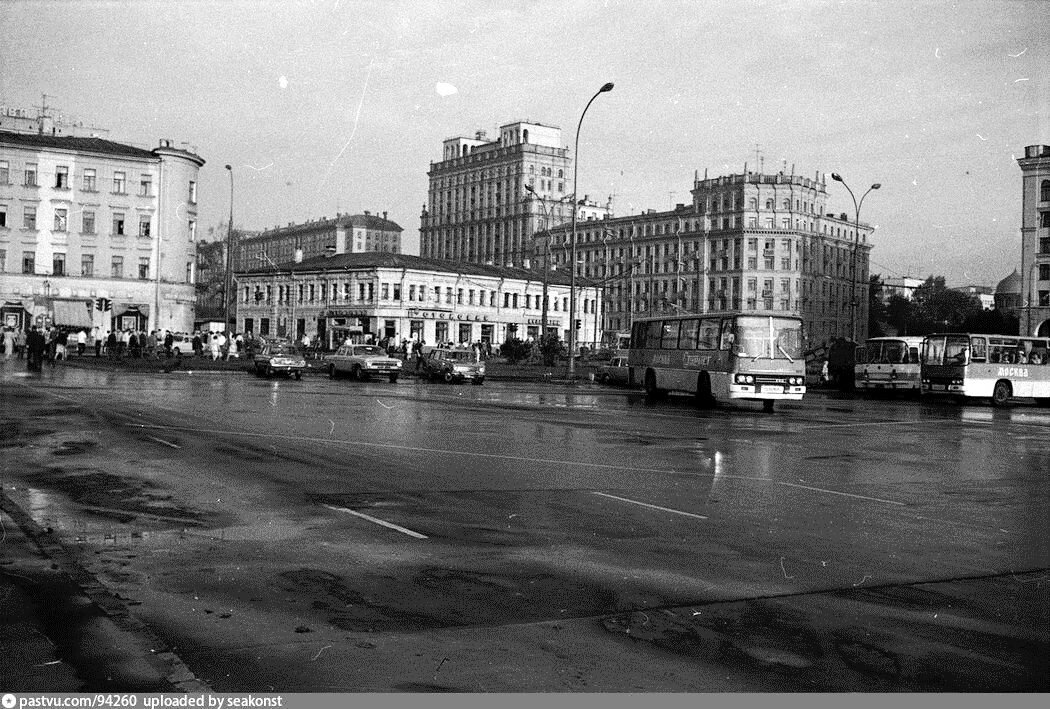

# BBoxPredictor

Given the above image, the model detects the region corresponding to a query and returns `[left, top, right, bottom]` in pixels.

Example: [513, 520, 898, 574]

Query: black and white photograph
[0, 0, 1047, 700]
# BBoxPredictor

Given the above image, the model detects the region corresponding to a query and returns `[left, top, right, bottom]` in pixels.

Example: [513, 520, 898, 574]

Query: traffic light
[575, 319, 582, 330]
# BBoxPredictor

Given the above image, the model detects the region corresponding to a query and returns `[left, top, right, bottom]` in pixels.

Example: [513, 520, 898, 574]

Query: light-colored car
[595, 355, 630, 385]
[253, 341, 307, 379]
[422, 348, 485, 384]
[326, 343, 402, 383]
[170, 333, 197, 356]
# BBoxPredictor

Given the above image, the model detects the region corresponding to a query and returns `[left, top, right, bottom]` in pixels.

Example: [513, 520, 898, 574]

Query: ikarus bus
[920, 333, 1050, 407]
[854, 336, 924, 394]
[628, 311, 806, 412]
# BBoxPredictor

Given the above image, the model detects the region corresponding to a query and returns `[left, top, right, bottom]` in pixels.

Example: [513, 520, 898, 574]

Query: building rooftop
[242, 251, 590, 287]
[0, 130, 158, 159]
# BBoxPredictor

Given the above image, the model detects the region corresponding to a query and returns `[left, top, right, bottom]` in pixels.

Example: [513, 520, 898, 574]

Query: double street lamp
[569, 81, 614, 379]
[830, 172, 880, 343]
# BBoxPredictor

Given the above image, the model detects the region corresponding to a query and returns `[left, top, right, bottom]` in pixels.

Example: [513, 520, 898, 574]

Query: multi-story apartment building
[235, 211, 403, 271]
[0, 125, 204, 334]
[1018, 144, 1050, 336]
[234, 251, 601, 348]
[537, 168, 876, 349]
[419, 121, 609, 268]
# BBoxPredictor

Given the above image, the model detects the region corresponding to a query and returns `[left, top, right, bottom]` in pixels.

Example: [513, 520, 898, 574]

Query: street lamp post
[223, 164, 235, 331]
[525, 186, 576, 342]
[830, 173, 880, 343]
[569, 81, 614, 379]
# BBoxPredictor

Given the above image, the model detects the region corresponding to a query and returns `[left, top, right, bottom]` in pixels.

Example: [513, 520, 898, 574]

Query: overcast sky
[2, 0, 1046, 286]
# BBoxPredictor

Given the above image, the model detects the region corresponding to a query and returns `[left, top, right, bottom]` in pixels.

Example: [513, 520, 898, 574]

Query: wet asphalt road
[1, 360, 1048, 691]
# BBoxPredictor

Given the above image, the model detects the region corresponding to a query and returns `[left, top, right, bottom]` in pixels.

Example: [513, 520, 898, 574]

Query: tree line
[868, 275, 1018, 338]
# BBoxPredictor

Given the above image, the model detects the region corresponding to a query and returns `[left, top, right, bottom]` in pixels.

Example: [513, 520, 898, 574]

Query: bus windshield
[861, 339, 911, 364]
[732, 316, 803, 361]
[923, 335, 969, 365]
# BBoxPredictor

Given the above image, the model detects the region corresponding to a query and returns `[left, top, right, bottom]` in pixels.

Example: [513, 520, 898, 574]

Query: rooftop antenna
[753, 144, 764, 173]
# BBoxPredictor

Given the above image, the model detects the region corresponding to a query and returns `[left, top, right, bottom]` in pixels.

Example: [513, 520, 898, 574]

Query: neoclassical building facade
[536, 168, 876, 348]
[234, 252, 601, 349]
[0, 127, 204, 334]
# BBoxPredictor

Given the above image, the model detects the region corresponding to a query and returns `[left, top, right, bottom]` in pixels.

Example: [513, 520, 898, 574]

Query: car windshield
[353, 346, 385, 356]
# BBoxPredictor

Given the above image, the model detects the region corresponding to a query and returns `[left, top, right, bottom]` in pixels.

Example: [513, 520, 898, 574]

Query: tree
[868, 274, 888, 338]
[908, 276, 982, 334]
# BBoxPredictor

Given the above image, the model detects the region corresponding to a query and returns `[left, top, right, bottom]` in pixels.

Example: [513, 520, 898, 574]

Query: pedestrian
[55, 329, 69, 361]
[106, 330, 117, 359]
[164, 330, 174, 358]
[26, 326, 46, 371]
[128, 330, 140, 358]
[414, 339, 425, 372]
[76, 328, 87, 357]
[210, 333, 221, 360]
[2, 327, 14, 358]
[227, 333, 239, 359]
[15, 327, 27, 359]
[45, 327, 58, 366]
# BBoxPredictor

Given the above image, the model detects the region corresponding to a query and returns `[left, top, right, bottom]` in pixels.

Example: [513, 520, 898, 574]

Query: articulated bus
[920, 333, 1050, 407]
[628, 311, 806, 411]
[854, 336, 924, 394]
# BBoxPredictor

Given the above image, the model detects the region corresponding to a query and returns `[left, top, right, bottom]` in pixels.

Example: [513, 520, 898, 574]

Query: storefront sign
[405, 308, 490, 322]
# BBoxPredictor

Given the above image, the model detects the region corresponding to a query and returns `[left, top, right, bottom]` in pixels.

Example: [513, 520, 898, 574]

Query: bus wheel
[695, 372, 715, 408]
[763, 399, 775, 413]
[991, 380, 1012, 408]
[644, 370, 663, 399]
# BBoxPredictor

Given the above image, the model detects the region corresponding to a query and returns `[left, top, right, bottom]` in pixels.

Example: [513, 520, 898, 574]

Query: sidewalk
[0, 491, 208, 692]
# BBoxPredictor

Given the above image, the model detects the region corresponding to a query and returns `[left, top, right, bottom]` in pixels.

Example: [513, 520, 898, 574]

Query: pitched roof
[0, 130, 157, 159]
[244, 251, 591, 287]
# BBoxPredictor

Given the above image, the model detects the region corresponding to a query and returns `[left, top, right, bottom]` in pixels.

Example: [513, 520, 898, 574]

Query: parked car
[422, 348, 485, 384]
[595, 355, 630, 385]
[170, 333, 197, 357]
[252, 341, 306, 379]
[326, 343, 402, 382]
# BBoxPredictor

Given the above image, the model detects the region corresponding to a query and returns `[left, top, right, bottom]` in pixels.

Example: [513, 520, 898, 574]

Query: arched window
[1042, 179, 1050, 202]
[523, 129, 529, 143]
[765, 199, 773, 209]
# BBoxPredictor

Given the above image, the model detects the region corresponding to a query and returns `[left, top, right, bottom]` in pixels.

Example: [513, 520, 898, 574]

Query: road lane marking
[147, 435, 181, 449]
[323, 504, 428, 539]
[774, 481, 905, 506]
[592, 492, 708, 520]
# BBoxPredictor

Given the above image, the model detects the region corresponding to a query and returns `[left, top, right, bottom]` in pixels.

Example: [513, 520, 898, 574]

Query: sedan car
[253, 341, 307, 379]
[422, 348, 485, 384]
[594, 355, 630, 385]
[326, 343, 403, 382]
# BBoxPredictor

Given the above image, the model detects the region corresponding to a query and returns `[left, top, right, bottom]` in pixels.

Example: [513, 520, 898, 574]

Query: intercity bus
[628, 311, 806, 411]
[854, 335, 924, 395]
[920, 333, 1050, 407]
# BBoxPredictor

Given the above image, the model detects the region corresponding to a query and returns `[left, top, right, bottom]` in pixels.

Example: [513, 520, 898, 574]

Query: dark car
[253, 341, 307, 379]
[422, 348, 485, 384]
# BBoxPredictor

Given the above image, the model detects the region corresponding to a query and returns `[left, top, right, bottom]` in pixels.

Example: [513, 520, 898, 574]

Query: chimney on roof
[382, 211, 387, 220]
[364, 210, 370, 216]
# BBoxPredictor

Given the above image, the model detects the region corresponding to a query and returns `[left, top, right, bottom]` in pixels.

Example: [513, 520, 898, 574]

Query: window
[23, 251, 35, 274]
[1040, 264, 1050, 281]
[113, 171, 126, 193]
[1040, 291, 1050, 307]
[111, 256, 123, 278]
[0, 204, 6, 228]
[393, 284, 401, 301]
[188, 219, 196, 241]
[81, 254, 94, 277]
[23, 206, 36, 230]
[1042, 180, 1050, 202]
[82, 211, 95, 234]
[53, 253, 66, 276]
[25, 163, 37, 186]
[381, 283, 390, 300]
[0, 160, 8, 184]
[138, 215, 151, 238]
[113, 212, 125, 235]
[138, 257, 150, 279]
[139, 175, 152, 196]
[186, 262, 194, 284]
[0, 249, 5, 272]
[188, 181, 197, 203]
[1041, 212, 1050, 228]
[83, 168, 96, 192]
[55, 165, 69, 189]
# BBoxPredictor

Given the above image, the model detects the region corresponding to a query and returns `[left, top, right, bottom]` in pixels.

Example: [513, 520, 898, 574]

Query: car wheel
[762, 399, 775, 413]
[265, 364, 273, 378]
[329, 364, 337, 379]
[644, 370, 664, 399]
[352, 365, 363, 381]
[389, 373, 399, 383]
[443, 371, 455, 383]
[294, 371, 302, 380]
[599, 373, 610, 384]
[991, 380, 1012, 408]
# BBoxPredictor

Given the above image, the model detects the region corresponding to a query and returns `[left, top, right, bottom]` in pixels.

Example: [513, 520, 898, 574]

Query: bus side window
[969, 338, 987, 363]
[719, 320, 735, 350]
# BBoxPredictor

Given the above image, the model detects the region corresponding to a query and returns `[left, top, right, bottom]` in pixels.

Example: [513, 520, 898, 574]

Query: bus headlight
[735, 374, 754, 384]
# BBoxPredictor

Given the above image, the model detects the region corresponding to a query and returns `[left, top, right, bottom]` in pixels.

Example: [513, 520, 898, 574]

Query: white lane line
[774, 481, 905, 506]
[593, 492, 708, 520]
[146, 435, 181, 449]
[323, 504, 428, 539]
